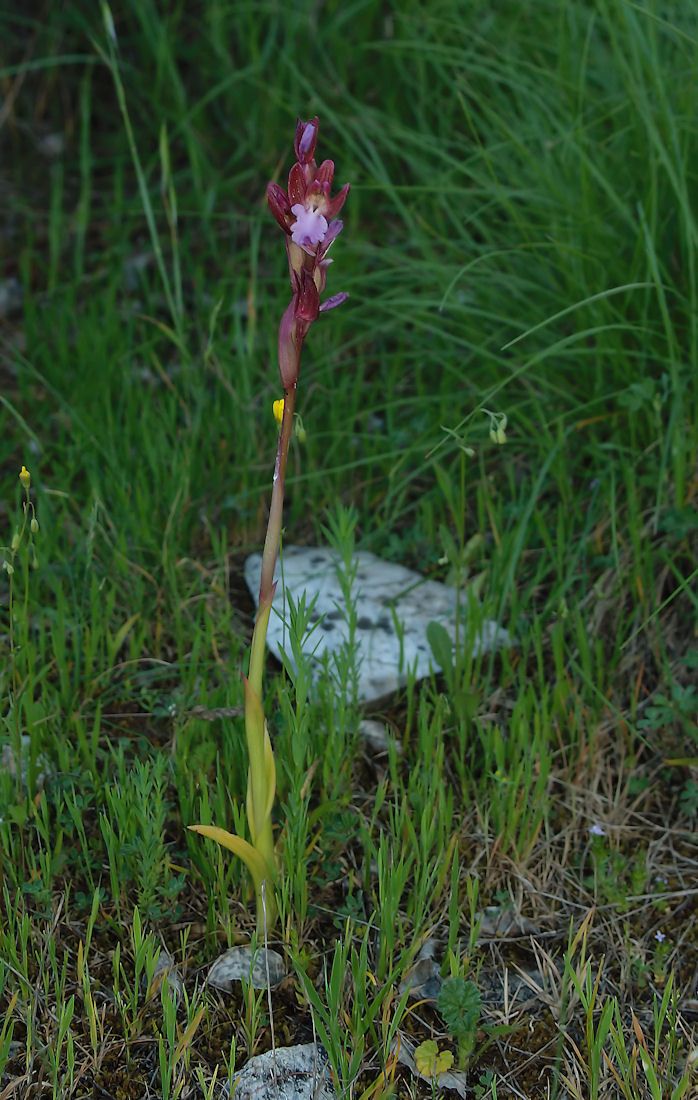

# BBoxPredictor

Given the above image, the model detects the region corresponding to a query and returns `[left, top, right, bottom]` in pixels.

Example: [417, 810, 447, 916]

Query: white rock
[244, 546, 510, 705]
[223, 1042, 337, 1100]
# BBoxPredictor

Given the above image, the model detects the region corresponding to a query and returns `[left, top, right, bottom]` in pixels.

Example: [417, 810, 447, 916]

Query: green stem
[257, 386, 297, 632]
[243, 383, 297, 934]
[243, 675, 275, 871]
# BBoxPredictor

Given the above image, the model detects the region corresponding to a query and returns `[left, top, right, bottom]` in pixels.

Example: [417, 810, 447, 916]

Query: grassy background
[1, 0, 697, 1096]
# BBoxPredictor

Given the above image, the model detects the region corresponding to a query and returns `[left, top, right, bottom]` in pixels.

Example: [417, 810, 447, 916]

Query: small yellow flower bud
[487, 411, 508, 445]
[11, 532, 21, 551]
[31, 517, 39, 535]
[272, 399, 285, 427]
[19, 465, 31, 490]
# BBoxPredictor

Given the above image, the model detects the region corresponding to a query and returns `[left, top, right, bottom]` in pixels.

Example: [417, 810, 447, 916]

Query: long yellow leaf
[188, 825, 269, 888]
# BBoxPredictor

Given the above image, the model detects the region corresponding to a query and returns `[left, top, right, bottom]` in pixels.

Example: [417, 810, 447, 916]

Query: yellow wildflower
[19, 465, 31, 490]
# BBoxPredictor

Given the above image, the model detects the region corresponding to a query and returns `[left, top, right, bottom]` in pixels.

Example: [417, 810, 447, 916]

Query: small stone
[357, 718, 402, 754]
[399, 937, 443, 1002]
[477, 906, 538, 939]
[36, 132, 65, 157]
[150, 949, 183, 1006]
[0, 735, 52, 789]
[399, 955, 443, 1002]
[207, 945, 286, 992]
[0, 277, 23, 318]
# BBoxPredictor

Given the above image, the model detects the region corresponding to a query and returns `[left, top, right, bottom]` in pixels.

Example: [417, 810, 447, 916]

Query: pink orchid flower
[267, 118, 350, 387]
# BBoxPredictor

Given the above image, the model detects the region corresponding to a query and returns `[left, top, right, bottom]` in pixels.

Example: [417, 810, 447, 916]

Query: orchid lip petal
[321, 219, 343, 250]
[319, 291, 349, 312]
[290, 204, 328, 249]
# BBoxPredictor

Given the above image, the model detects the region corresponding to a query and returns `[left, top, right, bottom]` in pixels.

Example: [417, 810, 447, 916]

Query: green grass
[1, 0, 697, 1096]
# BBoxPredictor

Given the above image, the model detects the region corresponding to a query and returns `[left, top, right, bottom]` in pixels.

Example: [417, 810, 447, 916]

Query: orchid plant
[190, 118, 349, 936]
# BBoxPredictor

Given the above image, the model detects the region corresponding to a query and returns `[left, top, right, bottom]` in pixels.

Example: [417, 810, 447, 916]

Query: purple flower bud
[278, 300, 300, 388]
[267, 182, 292, 233]
[294, 117, 319, 164]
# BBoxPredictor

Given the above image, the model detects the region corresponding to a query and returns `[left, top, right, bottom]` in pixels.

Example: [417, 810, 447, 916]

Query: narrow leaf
[188, 825, 269, 889]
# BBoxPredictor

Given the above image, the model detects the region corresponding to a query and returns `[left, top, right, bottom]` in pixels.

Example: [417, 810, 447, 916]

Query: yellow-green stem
[256, 385, 297, 644]
[243, 384, 297, 933]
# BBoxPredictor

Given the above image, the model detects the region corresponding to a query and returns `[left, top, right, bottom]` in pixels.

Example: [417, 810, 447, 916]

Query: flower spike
[267, 117, 350, 385]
